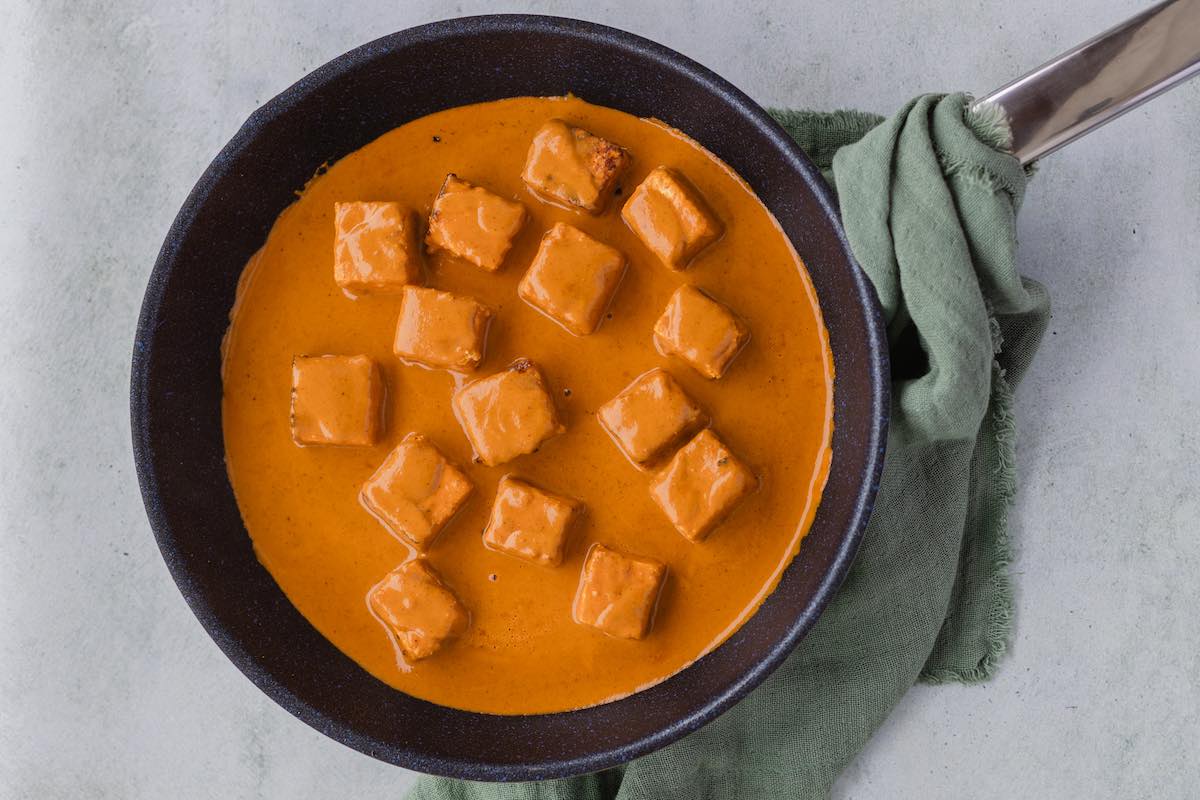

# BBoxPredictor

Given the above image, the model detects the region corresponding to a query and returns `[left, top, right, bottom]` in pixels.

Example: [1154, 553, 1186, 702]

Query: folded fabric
[409, 93, 1051, 799]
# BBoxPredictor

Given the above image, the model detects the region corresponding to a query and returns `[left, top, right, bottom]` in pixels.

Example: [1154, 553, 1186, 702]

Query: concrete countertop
[2, 0, 1197, 797]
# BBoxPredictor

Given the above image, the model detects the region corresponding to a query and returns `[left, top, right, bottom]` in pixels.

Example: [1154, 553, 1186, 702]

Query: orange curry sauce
[221, 96, 833, 715]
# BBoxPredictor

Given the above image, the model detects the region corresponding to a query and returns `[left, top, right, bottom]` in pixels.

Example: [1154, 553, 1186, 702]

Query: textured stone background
[2, 0, 1198, 797]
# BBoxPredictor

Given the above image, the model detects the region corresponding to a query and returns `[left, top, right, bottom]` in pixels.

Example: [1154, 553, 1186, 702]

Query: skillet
[131, 6, 1198, 781]
[132, 15, 887, 779]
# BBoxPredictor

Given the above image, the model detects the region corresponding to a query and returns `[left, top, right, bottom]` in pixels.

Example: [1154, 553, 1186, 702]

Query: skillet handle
[975, 0, 1200, 164]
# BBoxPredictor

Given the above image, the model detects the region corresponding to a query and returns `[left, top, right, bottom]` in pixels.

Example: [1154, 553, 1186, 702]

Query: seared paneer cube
[360, 433, 473, 549]
[368, 559, 469, 662]
[393, 286, 493, 372]
[521, 119, 631, 214]
[518, 223, 626, 336]
[652, 285, 750, 379]
[425, 174, 527, 272]
[621, 167, 724, 270]
[452, 359, 565, 466]
[572, 544, 667, 640]
[597, 368, 707, 467]
[482, 475, 581, 567]
[649, 429, 757, 542]
[333, 201, 422, 294]
[290, 354, 384, 447]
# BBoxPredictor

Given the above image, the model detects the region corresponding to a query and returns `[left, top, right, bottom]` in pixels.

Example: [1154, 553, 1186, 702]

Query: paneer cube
[425, 174, 527, 272]
[368, 559, 469, 662]
[572, 544, 667, 640]
[360, 433, 474, 549]
[649, 429, 758, 542]
[621, 167, 724, 270]
[521, 119, 631, 214]
[518, 223, 627, 336]
[393, 286, 493, 372]
[482, 475, 581, 567]
[333, 201, 422, 294]
[290, 354, 384, 447]
[652, 285, 750, 379]
[452, 359, 565, 466]
[597, 368, 707, 467]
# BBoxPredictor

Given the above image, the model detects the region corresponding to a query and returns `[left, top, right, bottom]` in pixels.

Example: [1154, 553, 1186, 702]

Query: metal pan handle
[975, 0, 1200, 164]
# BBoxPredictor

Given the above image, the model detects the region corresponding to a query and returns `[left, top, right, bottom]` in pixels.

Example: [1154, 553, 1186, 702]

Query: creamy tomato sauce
[222, 96, 833, 714]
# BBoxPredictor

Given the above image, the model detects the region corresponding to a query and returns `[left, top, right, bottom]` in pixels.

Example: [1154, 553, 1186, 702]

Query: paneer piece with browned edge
[368, 559, 469, 662]
[290, 354, 384, 447]
[518, 223, 627, 336]
[573, 544, 667, 640]
[333, 201, 422, 294]
[452, 359, 565, 466]
[482, 475, 581, 567]
[393, 286, 493, 372]
[621, 167, 724, 270]
[653, 285, 751, 379]
[597, 368, 707, 467]
[425, 174, 527, 272]
[521, 119, 631, 214]
[360, 433, 473, 549]
[649, 428, 758, 542]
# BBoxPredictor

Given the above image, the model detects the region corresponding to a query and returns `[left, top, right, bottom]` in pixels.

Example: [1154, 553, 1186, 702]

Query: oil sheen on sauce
[221, 96, 834, 715]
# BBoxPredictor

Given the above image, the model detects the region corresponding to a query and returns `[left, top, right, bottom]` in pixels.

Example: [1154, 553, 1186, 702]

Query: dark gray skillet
[131, 14, 888, 781]
[134, 4, 1199, 781]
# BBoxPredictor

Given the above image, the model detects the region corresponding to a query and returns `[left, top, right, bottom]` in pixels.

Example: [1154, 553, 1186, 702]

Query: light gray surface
[1, 0, 1197, 797]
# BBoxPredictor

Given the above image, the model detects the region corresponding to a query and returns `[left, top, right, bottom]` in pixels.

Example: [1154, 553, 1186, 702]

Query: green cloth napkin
[410, 93, 1051, 799]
